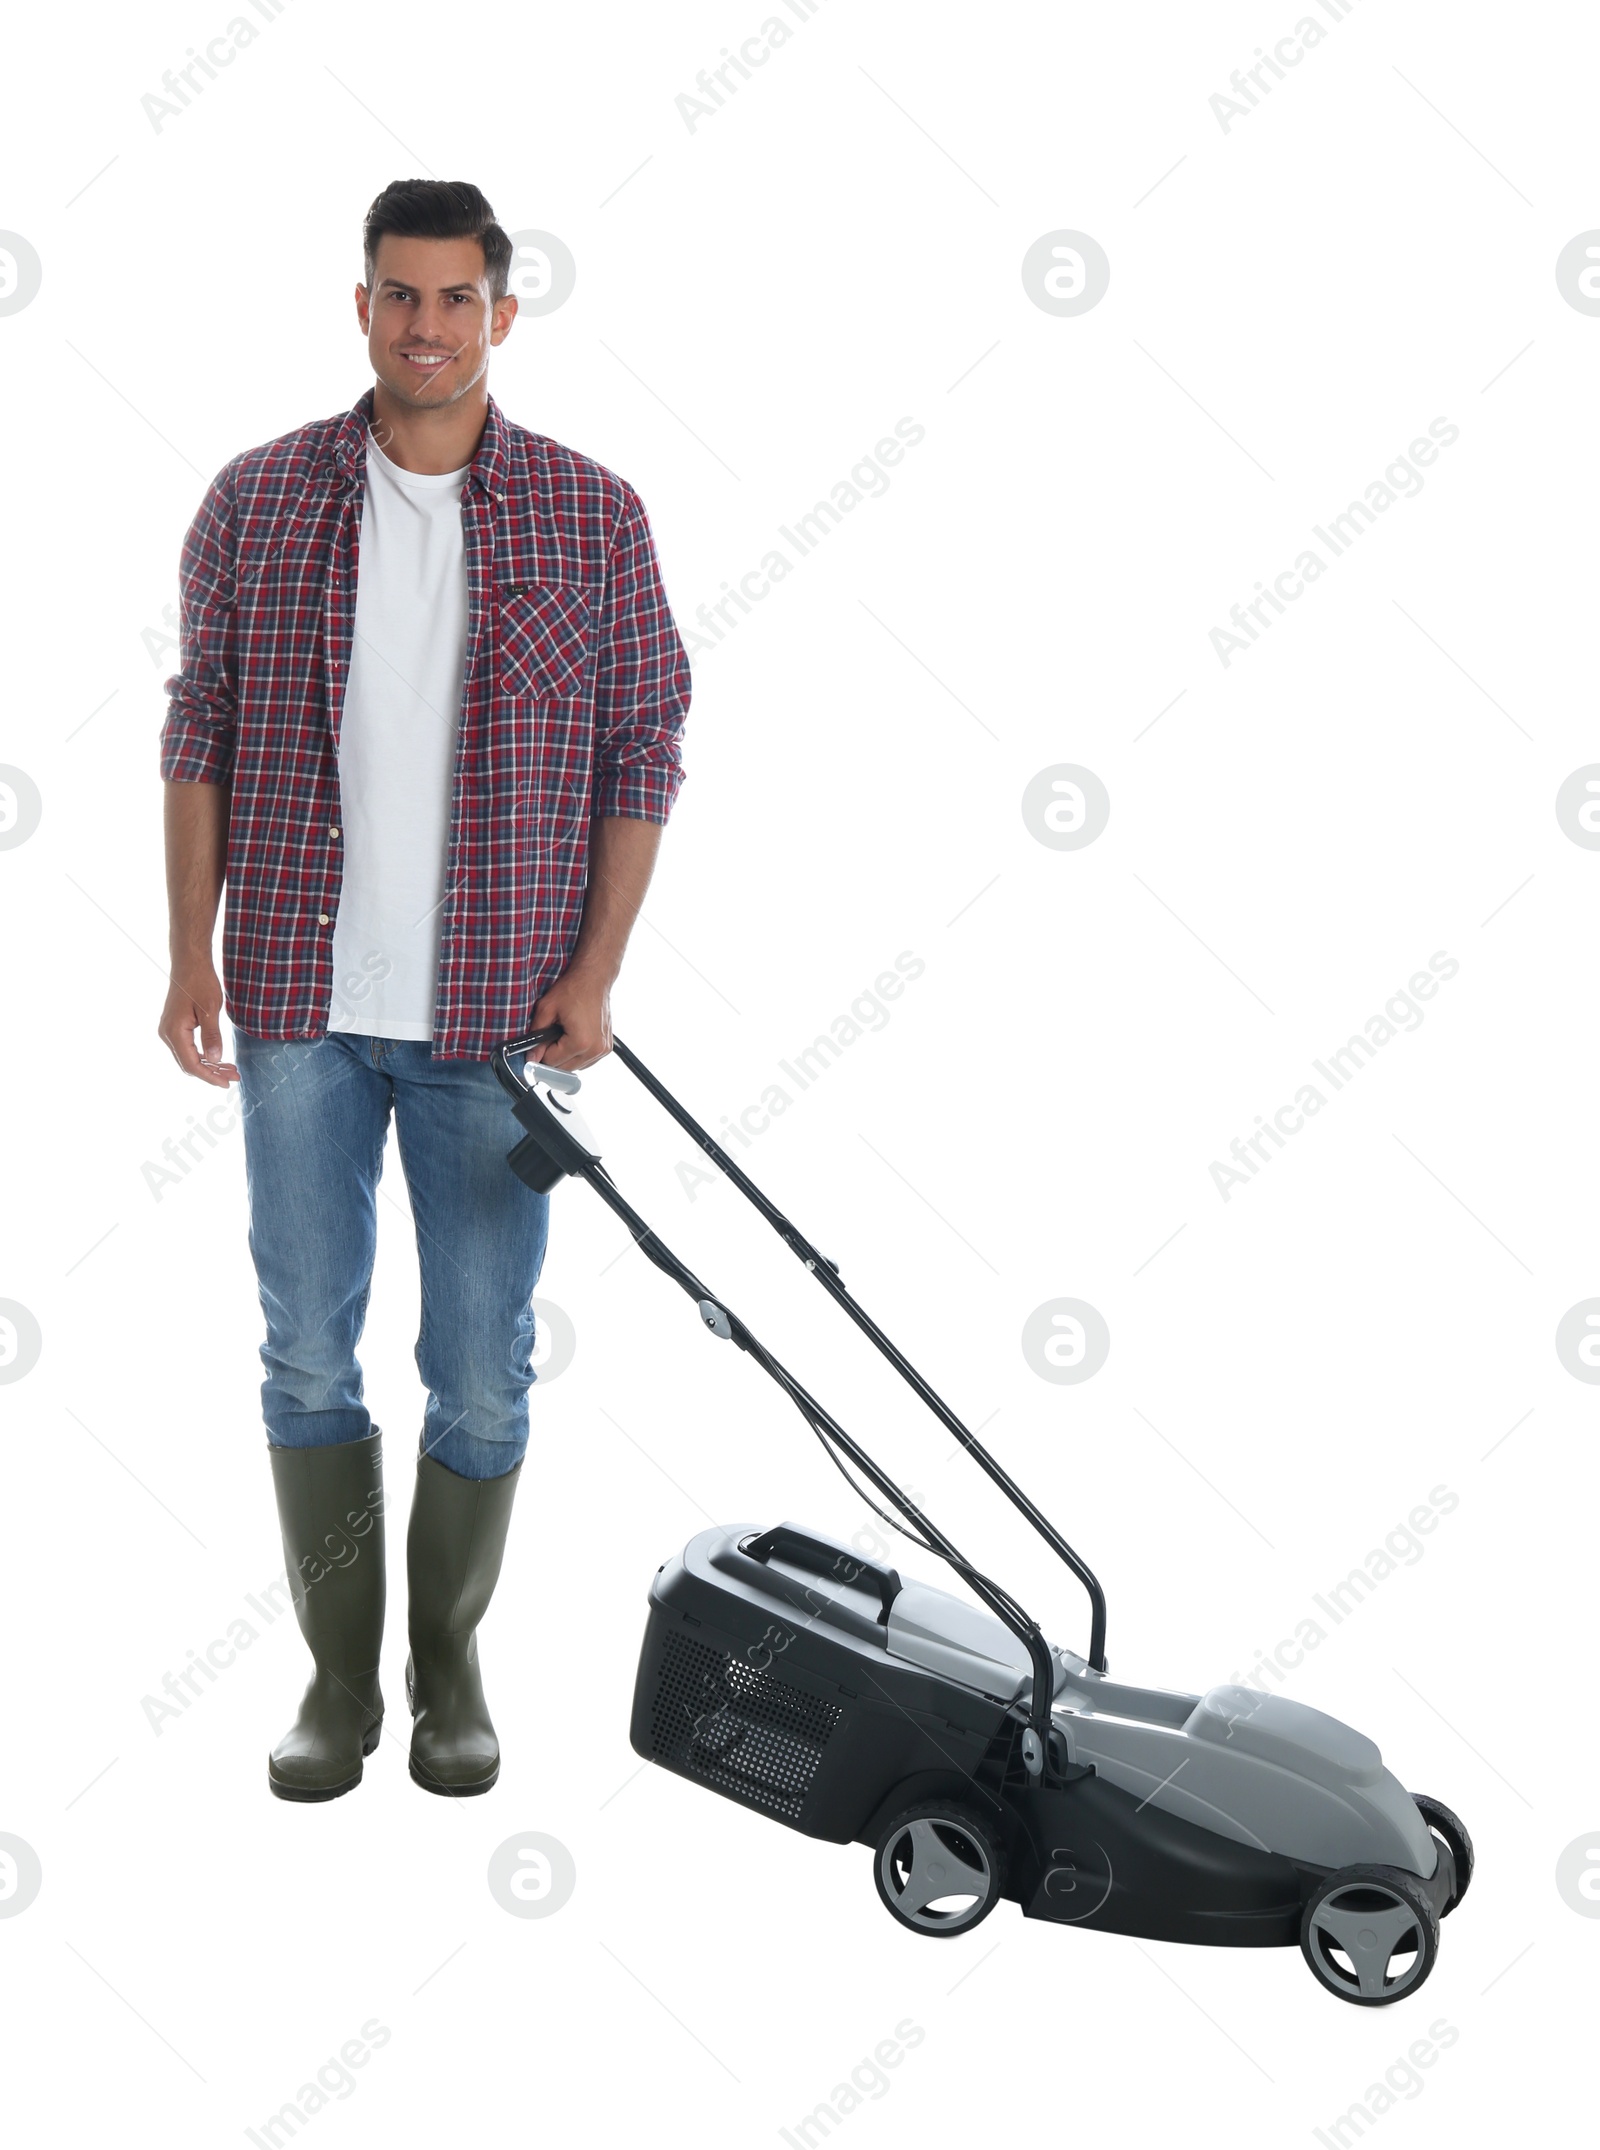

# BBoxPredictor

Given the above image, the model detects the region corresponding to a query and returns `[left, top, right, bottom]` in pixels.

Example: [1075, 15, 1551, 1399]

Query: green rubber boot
[266, 1430, 386, 1802]
[405, 1452, 522, 1796]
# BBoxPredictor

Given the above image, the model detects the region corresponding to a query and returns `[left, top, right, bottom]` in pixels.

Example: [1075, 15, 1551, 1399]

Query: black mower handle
[488, 1024, 1108, 1709]
[491, 1024, 567, 1102]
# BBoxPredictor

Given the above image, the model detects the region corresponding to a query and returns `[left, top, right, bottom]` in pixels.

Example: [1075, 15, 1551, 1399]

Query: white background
[1, 1, 1594, 2142]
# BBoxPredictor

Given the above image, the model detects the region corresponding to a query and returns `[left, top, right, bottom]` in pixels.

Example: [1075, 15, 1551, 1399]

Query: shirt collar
[329, 386, 509, 499]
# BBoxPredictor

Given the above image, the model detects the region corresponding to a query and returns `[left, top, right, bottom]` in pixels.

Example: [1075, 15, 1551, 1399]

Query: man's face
[356, 233, 517, 410]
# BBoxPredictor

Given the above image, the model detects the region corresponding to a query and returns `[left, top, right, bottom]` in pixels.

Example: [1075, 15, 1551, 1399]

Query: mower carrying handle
[740, 1523, 902, 1624]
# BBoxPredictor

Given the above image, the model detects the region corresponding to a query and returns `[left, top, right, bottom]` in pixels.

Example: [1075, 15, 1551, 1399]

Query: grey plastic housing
[879, 1556, 1437, 1876]
[885, 1579, 1038, 1704]
[1050, 1670, 1436, 1874]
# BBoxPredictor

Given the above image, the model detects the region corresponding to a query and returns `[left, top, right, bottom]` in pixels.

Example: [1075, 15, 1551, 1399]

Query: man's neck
[369, 381, 489, 475]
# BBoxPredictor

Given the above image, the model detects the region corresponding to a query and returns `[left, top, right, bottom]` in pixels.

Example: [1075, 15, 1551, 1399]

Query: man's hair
[361, 180, 513, 300]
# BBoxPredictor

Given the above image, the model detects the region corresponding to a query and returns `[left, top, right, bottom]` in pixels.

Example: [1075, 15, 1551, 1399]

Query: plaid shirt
[161, 388, 690, 1058]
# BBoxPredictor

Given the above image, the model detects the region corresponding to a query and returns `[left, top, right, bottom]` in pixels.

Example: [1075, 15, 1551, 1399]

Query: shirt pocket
[495, 582, 593, 700]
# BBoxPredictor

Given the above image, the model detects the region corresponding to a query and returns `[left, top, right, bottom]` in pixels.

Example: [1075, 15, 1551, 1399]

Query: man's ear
[491, 292, 519, 346]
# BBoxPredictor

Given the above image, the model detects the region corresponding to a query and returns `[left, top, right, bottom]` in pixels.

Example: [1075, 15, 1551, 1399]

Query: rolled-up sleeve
[160, 464, 240, 784]
[591, 484, 690, 822]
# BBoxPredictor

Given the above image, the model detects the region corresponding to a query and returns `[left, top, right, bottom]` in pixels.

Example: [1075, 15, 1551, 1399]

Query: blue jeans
[234, 1031, 550, 1481]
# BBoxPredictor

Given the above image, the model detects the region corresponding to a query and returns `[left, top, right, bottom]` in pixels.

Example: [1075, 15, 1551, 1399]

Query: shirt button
[330, 826, 340, 838]
[318, 913, 331, 926]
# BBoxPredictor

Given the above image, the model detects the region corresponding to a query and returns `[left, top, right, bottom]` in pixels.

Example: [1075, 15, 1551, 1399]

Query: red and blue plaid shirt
[161, 388, 690, 1058]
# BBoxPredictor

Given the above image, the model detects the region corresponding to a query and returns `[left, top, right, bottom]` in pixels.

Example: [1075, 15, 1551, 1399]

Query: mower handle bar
[490, 1024, 1108, 1702]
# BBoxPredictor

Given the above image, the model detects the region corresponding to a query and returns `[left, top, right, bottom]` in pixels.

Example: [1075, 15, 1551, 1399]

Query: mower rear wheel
[873, 1803, 1005, 1938]
[1411, 1794, 1473, 1914]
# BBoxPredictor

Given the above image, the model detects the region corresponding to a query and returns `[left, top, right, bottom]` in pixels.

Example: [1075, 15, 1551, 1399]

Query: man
[157, 179, 690, 1802]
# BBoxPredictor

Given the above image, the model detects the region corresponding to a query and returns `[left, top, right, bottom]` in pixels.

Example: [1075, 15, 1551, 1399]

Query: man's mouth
[399, 350, 452, 374]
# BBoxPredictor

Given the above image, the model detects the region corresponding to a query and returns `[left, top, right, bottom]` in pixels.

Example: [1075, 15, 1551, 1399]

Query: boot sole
[408, 1757, 500, 1797]
[268, 1719, 382, 1802]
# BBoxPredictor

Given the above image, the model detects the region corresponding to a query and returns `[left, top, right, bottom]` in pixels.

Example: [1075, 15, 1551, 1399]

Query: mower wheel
[1411, 1794, 1473, 1915]
[1300, 1864, 1440, 2006]
[873, 1803, 1005, 1938]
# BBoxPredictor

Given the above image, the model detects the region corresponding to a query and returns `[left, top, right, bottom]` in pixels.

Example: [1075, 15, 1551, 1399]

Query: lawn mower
[492, 1031, 1472, 2004]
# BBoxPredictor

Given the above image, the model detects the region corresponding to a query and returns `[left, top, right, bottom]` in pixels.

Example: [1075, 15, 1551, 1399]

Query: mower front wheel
[873, 1802, 1005, 1938]
[1411, 1794, 1473, 1914]
[1300, 1865, 1440, 2006]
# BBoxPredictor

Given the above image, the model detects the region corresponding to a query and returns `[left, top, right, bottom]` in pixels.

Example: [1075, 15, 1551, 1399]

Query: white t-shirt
[327, 433, 471, 1041]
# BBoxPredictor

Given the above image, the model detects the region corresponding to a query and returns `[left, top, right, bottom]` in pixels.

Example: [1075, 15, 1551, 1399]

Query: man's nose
[411, 303, 454, 345]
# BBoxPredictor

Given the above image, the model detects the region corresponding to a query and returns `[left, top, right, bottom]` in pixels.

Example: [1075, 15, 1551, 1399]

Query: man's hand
[159, 958, 239, 1086]
[528, 961, 614, 1072]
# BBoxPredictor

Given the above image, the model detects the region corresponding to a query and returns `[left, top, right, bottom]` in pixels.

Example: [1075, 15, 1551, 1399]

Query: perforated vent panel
[650, 1628, 842, 1821]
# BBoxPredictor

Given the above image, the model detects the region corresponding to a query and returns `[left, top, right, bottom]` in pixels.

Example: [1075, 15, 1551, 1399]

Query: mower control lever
[525, 1059, 582, 1096]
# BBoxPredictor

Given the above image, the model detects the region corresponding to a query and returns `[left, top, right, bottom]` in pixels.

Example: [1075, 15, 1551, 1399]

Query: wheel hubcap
[881, 1818, 992, 1931]
[1307, 1883, 1426, 1999]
